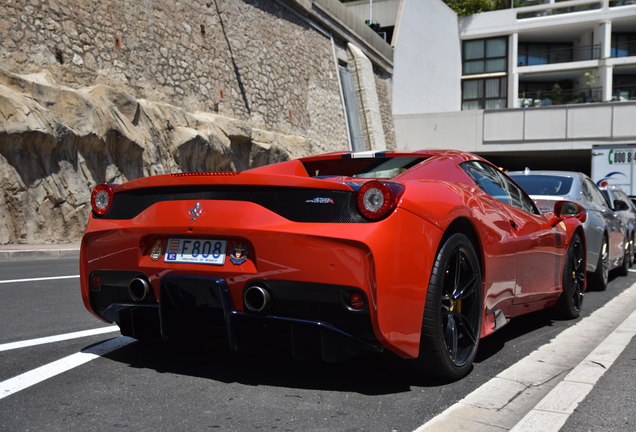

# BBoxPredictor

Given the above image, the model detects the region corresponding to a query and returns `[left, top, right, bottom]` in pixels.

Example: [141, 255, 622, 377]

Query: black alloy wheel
[417, 233, 482, 380]
[555, 232, 585, 319]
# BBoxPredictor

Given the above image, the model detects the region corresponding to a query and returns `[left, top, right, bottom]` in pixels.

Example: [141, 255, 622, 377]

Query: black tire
[589, 237, 609, 291]
[618, 246, 629, 277]
[554, 232, 585, 319]
[416, 233, 482, 381]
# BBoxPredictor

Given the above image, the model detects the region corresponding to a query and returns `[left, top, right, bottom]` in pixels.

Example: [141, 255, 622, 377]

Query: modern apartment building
[346, 0, 636, 173]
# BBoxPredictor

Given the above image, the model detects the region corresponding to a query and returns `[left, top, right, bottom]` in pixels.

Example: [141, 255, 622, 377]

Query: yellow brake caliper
[449, 298, 462, 313]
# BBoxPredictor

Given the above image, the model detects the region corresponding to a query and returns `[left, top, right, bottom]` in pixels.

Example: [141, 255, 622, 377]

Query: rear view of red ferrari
[81, 150, 587, 379]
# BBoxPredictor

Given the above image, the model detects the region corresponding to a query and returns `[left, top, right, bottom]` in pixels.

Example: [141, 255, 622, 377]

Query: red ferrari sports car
[81, 150, 586, 379]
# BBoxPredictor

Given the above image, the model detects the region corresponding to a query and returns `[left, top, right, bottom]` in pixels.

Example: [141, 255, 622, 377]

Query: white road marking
[0, 336, 135, 400]
[0, 275, 79, 284]
[510, 308, 636, 432]
[0, 326, 120, 352]
[413, 282, 636, 432]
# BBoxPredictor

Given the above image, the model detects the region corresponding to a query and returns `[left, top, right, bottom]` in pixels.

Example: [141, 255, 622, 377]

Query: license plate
[164, 238, 227, 265]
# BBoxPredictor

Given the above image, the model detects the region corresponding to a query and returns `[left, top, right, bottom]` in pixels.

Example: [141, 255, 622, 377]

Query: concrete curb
[0, 245, 80, 262]
[509, 307, 636, 432]
[414, 282, 636, 432]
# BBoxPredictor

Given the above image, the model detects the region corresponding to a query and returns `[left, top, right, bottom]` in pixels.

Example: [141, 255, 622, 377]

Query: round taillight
[91, 184, 114, 215]
[357, 181, 403, 221]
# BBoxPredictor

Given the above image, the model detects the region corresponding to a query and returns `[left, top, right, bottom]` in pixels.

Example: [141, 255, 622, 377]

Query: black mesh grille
[96, 186, 368, 223]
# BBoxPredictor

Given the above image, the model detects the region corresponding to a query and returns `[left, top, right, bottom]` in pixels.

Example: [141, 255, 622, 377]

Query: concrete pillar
[600, 64, 613, 101]
[599, 21, 612, 101]
[599, 20, 612, 59]
[348, 43, 387, 151]
[509, 32, 519, 108]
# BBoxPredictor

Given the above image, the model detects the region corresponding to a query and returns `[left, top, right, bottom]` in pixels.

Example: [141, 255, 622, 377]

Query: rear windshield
[510, 174, 574, 196]
[302, 157, 424, 179]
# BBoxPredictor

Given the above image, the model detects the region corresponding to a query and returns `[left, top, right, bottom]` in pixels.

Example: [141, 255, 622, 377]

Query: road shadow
[474, 308, 556, 363]
[97, 284, 621, 396]
[86, 270, 636, 397]
[99, 309, 557, 396]
[100, 336, 467, 395]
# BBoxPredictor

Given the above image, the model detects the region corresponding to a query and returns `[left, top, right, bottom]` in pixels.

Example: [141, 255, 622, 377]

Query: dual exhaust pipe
[128, 277, 272, 312]
[129, 277, 150, 302]
[243, 283, 272, 313]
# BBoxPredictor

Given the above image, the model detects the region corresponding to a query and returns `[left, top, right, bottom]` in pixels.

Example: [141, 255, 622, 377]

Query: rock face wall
[0, 0, 395, 244]
[0, 69, 311, 244]
[0, 0, 350, 153]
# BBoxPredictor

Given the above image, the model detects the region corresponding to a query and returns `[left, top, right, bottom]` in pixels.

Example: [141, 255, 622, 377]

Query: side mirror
[551, 200, 586, 225]
[613, 199, 629, 211]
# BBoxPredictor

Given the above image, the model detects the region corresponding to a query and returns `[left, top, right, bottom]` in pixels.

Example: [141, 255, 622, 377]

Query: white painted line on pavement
[0, 336, 135, 400]
[413, 282, 636, 432]
[510, 308, 636, 432]
[0, 326, 120, 352]
[0, 247, 79, 252]
[0, 275, 79, 284]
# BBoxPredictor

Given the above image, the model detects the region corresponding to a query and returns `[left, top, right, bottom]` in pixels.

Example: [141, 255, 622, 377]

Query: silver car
[600, 185, 636, 266]
[509, 170, 628, 291]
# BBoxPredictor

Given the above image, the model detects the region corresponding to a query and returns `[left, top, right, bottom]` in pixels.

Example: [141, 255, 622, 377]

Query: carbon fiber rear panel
[95, 186, 368, 223]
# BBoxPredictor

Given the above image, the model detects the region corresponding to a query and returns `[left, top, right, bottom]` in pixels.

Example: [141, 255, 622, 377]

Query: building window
[613, 74, 636, 101]
[518, 81, 573, 106]
[518, 43, 573, 66]
[462, 77, 507, 110]
[611, 34, 636, 58]
[463, 37, 507, 75]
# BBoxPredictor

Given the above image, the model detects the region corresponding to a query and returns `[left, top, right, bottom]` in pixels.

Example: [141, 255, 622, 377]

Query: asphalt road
[0, 257, 634, 432]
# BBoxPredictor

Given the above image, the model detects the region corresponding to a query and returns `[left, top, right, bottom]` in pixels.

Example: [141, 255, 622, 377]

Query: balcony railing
[469, 0, 635, 13]
[514, 0, 636, 6]
[516, 1, 602, 19]
[518, 44, 601, 66]
[611, 40, 636, 58]
[609, 0, 636, 6]
[519, 86, 603, 106]
[613, 85, 636, 101]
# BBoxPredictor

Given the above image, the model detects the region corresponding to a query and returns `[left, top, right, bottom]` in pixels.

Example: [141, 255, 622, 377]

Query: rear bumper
[97, 275, 382, 362]
[81, 201, 442, 358]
